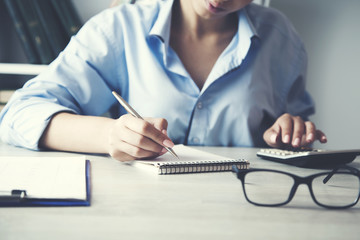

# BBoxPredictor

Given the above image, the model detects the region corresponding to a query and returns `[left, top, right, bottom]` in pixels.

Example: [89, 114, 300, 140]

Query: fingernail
[322, 136, 327, 142]
[293, 138, 300, 147]
[163, 139, 174, 148]
[284, 135, 290, 144]
[162, 129, 167, 135]
[161, 148, 167, 154]
[307, 133, 314, 142]
[271, 134, 277, 144]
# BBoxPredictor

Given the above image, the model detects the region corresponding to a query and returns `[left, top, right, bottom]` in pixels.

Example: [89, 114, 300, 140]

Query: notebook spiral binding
[155, 159, 249, 175]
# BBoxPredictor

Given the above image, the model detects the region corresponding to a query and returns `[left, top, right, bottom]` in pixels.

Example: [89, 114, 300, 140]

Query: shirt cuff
[0, 103, 77, 150]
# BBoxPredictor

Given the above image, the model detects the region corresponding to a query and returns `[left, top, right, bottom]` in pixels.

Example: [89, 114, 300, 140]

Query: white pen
[111, 91, 179, 159]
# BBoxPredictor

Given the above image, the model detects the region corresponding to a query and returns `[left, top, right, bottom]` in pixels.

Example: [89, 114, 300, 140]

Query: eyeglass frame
[232, 165, 360, 209]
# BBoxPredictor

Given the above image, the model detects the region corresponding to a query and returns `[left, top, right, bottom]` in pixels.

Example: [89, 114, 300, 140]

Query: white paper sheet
[0, 156, 87, 200]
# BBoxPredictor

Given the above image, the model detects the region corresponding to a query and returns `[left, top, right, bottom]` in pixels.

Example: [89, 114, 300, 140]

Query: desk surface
[1, 142, 359, 240]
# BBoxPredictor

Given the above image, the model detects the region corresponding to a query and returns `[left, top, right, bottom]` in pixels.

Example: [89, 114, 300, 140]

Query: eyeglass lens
[312, 173, 360, 207]
[244, 171, 294, 205]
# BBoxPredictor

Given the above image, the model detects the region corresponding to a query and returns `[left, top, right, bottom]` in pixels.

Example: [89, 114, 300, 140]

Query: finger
[110, 116, 165, 157]
[110, 150, 136, 162]
[263, 124, 282, 148]
[278, 114, 293, 145]
[304, 121, 316, 143]
[291, 116, 305, 148]
[108, 129, 138, 161]
[121, 126, 164, 153]
[299, 134, 308, 147]
[316, 130, 327, 143]
[145, 117, 168, 132]
[111, 116, 158, 152]
[110, 140, 162, 161]
[162, 129, 169, 137]
[127, 118, 174, 149]
[109, 139, 137, 162]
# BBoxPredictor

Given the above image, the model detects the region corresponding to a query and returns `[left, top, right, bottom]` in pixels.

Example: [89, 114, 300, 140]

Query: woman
[0, 0, 327, 161]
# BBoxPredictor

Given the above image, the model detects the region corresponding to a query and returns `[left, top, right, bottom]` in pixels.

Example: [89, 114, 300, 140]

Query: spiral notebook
[135, 145, 249, 175]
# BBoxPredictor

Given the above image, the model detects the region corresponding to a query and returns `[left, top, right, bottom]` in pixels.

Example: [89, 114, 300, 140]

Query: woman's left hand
[263, 113, 327, 148]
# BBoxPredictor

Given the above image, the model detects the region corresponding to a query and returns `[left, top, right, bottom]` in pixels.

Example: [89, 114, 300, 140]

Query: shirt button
[197, 102, 203, 109]
[192, 137, 200, 144]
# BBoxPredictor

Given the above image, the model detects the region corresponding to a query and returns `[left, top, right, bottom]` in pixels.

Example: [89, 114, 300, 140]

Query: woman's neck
[172, 0, 238, 40]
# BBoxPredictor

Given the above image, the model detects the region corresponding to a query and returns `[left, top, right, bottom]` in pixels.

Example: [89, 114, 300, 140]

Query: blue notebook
[0, 156, 90, 206]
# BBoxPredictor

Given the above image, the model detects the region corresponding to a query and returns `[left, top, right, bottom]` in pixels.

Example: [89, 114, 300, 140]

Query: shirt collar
[242, 6, 258, 39]
[148, 0, 174, 48]
[235, 7, 258, 61]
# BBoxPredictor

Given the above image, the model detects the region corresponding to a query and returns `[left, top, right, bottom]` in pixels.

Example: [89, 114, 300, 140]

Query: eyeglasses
[232, 165, 360, 209]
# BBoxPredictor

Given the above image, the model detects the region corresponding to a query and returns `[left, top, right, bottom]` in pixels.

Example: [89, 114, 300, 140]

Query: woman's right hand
[107, 114, 175, 162]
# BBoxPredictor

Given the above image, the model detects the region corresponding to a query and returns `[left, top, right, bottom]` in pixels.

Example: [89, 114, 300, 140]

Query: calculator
[256, 148, 360, 168]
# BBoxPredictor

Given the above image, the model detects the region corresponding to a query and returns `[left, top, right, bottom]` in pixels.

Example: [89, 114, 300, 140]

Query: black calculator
[256, 148, 360, 168]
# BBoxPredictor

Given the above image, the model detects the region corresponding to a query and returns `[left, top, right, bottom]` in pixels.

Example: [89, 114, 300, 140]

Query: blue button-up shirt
[0, 0, 314, 150]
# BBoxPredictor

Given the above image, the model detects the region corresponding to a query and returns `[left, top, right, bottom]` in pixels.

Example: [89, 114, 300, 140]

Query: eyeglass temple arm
[323, 165, 359, 184]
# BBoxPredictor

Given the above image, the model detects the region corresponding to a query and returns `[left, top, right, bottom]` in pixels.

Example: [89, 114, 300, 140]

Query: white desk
[0, 142, 359, 240]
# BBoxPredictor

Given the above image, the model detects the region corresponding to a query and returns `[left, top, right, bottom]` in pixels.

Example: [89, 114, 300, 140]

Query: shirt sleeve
[0, 8, 127, 150]
[284, 45, 315, 120]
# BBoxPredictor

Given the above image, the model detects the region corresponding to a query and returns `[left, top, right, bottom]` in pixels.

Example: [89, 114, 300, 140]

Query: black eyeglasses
[232, 165, 360, 209]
